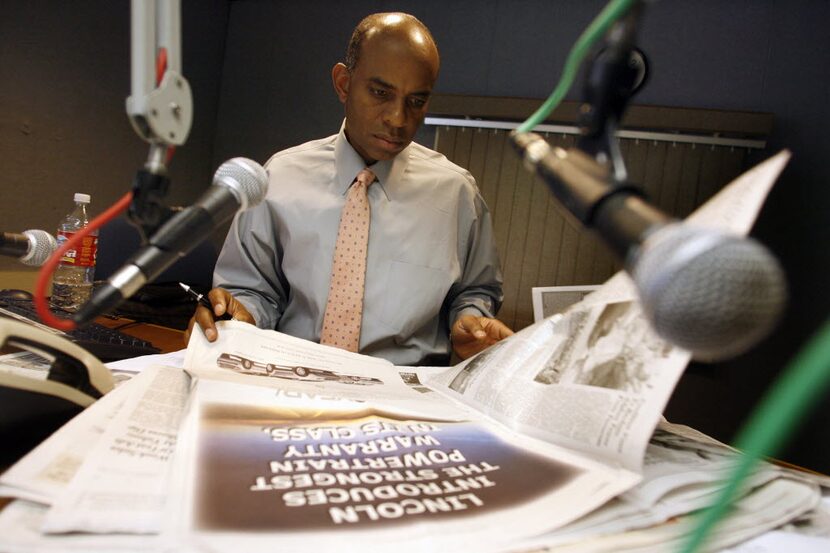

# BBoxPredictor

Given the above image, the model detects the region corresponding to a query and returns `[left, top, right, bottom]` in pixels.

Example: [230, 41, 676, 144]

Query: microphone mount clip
[576, 1, 646, 183]
[127, 167, 178, 242]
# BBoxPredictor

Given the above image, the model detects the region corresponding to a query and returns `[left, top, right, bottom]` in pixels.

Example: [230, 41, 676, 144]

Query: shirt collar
[334, 121, 410, 201]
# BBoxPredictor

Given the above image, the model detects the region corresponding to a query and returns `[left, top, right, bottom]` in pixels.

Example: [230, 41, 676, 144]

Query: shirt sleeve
[447, 179, 504, 327]
[212, 202, 288, 330]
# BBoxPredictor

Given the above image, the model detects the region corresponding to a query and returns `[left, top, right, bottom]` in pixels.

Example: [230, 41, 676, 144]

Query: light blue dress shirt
[214, 126, 503, 365]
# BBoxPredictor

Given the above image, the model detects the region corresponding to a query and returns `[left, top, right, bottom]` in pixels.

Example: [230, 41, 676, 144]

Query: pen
[179, 282, 235, 320]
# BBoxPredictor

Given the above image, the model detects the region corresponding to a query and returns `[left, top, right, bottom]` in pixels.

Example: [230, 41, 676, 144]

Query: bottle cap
[74, 193, 91, 203]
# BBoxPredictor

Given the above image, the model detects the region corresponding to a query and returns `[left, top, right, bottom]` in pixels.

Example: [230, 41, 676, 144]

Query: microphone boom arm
[125, 0, 193, 241]
[126, 0, 192, 150]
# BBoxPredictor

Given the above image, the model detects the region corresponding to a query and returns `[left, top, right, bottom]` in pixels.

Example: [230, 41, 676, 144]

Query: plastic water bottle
[50, 193, 98, 312]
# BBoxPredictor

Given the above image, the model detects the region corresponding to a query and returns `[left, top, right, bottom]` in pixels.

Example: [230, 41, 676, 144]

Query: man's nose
[383, 99, 407, 128]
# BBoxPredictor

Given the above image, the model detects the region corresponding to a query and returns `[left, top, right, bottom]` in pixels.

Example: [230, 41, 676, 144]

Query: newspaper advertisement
[170, 324, 639, 553]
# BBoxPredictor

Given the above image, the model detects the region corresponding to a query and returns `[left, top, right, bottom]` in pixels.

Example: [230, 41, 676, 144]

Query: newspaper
[0, 352, 184, 505]
[39, 364, 192, 534]
[0, 350, 185, 506]
[0, 499, 169, 553]
[0, 381, 131, 505]
[538, 476, 820, 552]
[520, 421, 821, 550]
[1, 150, 815, 551]
[427, 294, 688, 472]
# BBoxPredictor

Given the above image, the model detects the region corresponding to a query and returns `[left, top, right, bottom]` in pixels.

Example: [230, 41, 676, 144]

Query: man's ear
[332, 62, 350, 103]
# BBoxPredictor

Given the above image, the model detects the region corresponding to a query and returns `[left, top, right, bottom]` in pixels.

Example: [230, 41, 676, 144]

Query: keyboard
[0, 298, 161, 362]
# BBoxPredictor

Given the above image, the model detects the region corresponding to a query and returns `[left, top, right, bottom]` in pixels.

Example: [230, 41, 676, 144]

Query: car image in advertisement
[216, 353, 382, 386]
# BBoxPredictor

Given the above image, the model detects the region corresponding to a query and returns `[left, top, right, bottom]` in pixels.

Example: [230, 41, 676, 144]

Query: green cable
[516, 0, 637, 134]
[680, 317, 830, 552]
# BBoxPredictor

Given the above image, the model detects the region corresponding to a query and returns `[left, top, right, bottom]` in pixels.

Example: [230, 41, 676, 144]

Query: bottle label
[57, 231, 98, 267]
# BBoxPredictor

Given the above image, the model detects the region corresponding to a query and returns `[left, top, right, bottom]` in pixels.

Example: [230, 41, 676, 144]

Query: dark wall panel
[0, 0, 230, 272]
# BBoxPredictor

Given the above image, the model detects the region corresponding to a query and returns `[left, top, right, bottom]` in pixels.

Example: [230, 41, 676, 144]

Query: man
[186, 12, 512, 365]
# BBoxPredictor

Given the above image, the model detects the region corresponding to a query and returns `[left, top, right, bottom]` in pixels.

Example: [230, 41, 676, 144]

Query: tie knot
[355, 168, 376, 188]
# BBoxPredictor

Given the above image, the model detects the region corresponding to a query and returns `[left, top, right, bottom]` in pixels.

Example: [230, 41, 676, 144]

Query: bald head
[333, 13, 440, 163]
[345, 13, 440, 76]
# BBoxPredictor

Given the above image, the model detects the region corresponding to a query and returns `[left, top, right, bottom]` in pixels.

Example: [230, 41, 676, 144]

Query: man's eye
[371, 88, 388, 98]
[409, 97, 427, 109]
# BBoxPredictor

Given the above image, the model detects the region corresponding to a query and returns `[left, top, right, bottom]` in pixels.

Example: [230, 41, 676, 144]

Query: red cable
[34, 192, 134, 330]
[155, 47, 167, 85]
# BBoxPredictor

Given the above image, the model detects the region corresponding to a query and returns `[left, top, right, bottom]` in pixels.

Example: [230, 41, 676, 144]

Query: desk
[95, 317, 184, 354]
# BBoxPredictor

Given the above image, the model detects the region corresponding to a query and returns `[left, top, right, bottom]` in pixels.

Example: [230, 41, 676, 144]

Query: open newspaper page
[427, 292, 689, 472]
[426, 149, 792, 474]
[169, 323, 639, 553]
[0, 350, 184, 507]
[0, 379, 131, 505]
[39, 364, 193, 534]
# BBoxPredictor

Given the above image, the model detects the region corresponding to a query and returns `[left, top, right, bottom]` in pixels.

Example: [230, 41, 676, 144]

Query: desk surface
[96, 317, 184, 354]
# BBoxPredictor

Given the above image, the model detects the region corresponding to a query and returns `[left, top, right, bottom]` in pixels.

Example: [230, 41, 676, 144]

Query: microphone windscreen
[213, 157, 268, 210]
[632, 224, 787, 361]
[21, 230, 58, 267]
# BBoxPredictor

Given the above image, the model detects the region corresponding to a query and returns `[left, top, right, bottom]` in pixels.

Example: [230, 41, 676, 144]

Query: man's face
[334, 34, 438, 164]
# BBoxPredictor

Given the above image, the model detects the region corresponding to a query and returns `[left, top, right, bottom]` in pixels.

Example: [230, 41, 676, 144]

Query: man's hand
[451, 315, 513, 360]
[183, 288, 256, 345]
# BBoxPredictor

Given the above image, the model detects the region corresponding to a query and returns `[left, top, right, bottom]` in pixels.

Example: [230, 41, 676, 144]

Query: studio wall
[0, 0, 230, 281]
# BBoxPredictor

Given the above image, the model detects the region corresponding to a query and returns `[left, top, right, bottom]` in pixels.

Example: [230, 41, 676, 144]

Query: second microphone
[510, 131, 787, 362]
[73, 157, 268, 325]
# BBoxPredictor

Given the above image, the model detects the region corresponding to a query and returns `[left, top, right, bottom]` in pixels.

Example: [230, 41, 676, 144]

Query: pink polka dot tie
[320, 168, 376, 352]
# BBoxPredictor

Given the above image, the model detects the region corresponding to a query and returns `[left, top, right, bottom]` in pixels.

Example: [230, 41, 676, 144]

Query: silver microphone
[73, 157, 268, 324]
[631, 223, 786, 361]
[0, 230, 58, 266]
[510, 131, 787, 361]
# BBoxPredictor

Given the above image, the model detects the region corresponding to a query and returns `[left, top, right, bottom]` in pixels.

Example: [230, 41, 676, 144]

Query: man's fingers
[187, 288, 232, 344]
[483, 318, 514, 340]
[452, 316, 513, 361]
[194, 304, 219, 341]
[226, 296, 255, 324]
[456, 315, 486, 341]
[207, 288, 232, 318]
[183, 304, 216, 346]
[182, 288, 256, 347]
[183, 317, 195, 345]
